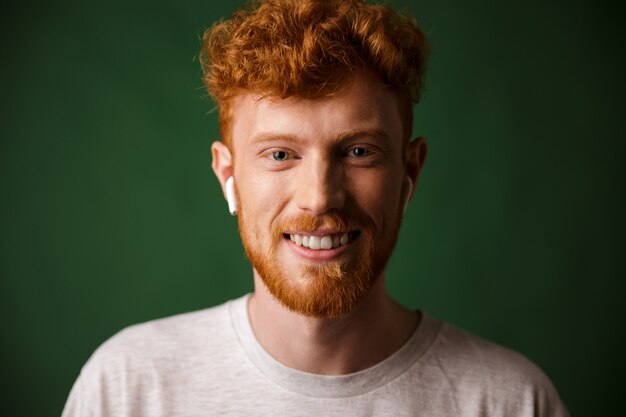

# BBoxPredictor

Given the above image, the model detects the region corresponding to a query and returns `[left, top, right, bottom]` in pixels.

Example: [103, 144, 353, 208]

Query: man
[63, 0, 568, 415]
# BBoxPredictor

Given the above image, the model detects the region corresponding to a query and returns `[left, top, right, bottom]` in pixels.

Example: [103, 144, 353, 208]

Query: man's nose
[295, 156, 345, 215]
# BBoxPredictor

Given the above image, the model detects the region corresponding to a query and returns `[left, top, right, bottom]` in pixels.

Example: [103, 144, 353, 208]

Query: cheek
[235, 159, 266, 209]
[237, 170, 289, 236]
[350, 171, 403, 225]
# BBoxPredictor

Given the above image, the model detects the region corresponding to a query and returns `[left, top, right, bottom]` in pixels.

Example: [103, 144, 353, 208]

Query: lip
[283, 233, 357, 262]
[282, 228, 349, 237]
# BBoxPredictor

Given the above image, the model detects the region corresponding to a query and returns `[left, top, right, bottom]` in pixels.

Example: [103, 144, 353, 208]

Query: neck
[248, 270, 419, 375]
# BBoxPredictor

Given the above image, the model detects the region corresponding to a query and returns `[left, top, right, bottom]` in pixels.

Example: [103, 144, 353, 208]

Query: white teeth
[309, 236, 321, 250]
[288, 233, 352, 250]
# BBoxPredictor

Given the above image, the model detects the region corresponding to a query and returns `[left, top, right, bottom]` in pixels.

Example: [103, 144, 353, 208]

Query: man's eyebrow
[334, 128, 391, 143]
[249, 128, 391, 146]
[249, 132, 303, 145]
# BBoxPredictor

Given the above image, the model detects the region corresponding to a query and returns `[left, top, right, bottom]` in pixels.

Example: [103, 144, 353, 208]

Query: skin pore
[212, 72, 427, 375]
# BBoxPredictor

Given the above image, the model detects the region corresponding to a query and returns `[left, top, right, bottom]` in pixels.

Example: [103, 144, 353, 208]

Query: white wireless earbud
[402, 176, 413, 215]
[225, 176, 238, 216]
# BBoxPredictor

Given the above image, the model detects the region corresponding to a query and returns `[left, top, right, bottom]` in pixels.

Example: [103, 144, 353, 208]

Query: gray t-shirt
[62, 294, 568, 416]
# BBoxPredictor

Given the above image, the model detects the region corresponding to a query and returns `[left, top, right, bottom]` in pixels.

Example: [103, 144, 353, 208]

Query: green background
[1, 0, 624, 415]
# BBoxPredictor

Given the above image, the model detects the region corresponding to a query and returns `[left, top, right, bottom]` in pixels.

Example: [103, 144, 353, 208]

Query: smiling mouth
[283, 231, 360, 250]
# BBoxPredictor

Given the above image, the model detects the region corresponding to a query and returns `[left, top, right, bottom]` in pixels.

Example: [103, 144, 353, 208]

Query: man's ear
[211, 141, 234, 201]
[404, 137, 428, 202]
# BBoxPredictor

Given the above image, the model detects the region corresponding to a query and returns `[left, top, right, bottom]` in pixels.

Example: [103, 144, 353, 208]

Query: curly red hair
[200, 0, 428, 146]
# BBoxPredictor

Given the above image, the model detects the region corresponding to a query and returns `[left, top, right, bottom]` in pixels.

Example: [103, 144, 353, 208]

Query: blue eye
[349, 147, 369, 157]
[271, 150, 289, 161]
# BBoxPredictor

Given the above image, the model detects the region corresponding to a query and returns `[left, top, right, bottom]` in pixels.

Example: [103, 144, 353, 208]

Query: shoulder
[62, 296, 250, 416]
[92, 298, 234, 364]
[432, 321, 548, 383]
[417, 317, 569, 417]
[63, 297, 245, 416]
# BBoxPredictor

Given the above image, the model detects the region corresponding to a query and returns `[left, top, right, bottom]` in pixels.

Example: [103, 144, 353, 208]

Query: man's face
[223, 73, 419, 318]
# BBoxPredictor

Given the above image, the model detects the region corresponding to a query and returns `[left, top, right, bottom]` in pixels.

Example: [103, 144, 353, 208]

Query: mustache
[271, 210, 375, 239]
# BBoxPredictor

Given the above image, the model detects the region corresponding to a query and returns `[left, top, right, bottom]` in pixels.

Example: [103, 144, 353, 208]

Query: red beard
[238, 207, 400, 318]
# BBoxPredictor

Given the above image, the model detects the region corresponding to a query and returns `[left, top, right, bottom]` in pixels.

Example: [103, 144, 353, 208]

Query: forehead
[229, 73, 404, 149]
